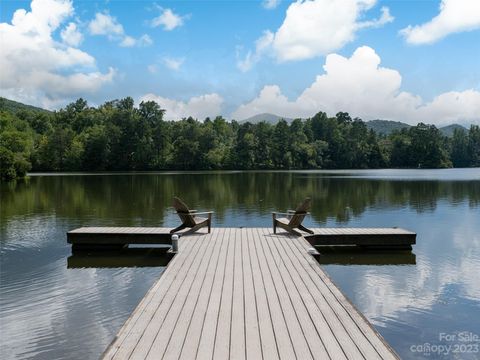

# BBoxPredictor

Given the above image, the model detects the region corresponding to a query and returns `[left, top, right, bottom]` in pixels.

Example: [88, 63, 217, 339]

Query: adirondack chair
[272, 198, 314, 235]
[170, 197, 213, 234]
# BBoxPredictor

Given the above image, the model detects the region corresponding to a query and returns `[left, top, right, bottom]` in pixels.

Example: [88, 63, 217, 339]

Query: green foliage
[409, 123, 451, 168]
[366, 120, 410, 135]
[0, 111, 34, 180]
[451, 128, 469, 167]
[468, 125, 480, 167]
[0, 146, 31, 180]
[1, 97, 478, 181]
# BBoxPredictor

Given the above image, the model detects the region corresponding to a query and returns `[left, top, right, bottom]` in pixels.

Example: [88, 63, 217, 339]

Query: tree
[451, 128, 469, 167]
[468, 125, 480, 166]
[389, 131, 411, 167]
[234, 123, 256, 169]
[171, 136, 200, 169]
[80, 125, 109, 170]
[0, 112, 34, 179]
[36, 127, 76, 170]
[0, 146, 30, 180]
[271, 120, 292, 168]
[253, 122, 273, 169]
[138, 100, 165, 126]
[367, 130, 386, 168]
[152, 120, 171, 168]
[408, 123, 451, 168]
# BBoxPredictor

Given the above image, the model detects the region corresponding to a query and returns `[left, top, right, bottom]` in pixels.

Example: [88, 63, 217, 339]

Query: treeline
[1, 97, 480, 180]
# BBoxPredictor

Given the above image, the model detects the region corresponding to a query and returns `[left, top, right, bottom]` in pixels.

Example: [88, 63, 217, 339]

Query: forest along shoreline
[1, 96, 479, 181]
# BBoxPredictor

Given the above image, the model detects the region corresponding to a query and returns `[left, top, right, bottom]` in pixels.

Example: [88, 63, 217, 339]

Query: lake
[1, 169, 479, 359]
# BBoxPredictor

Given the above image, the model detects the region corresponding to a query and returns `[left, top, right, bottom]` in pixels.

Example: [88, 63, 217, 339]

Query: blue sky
[1, 0, 479, 125]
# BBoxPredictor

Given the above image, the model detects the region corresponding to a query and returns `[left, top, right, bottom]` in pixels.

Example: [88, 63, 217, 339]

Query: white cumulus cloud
[237, 31, 274, 72]
[140, 93, 223, 120]
[162, 57, 185, 71]
[232, 46, 480, 126]
[119, 34, 153, 48]
[119, 35, 136, 47]
[400, 0, 480, 45]
[150, 8, 187, 31]
[138, 34, 153, 47]
[89, 12, 152, 47]
[61, 22, 83, 46]
[147, 64, 158, 74]
[272, 0, 393, 61]
[263, 0, 281, 10]
[238, 0, 393, 70]
[88, 12, 123, 36]
[0, 0, 115, 109]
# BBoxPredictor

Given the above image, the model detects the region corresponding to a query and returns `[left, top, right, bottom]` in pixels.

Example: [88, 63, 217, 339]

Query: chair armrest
[193, 211, 214, 216]
[272, 212, 291, 219]
[273, 211, 310, 221]
[275, 211, 310, 215]
[174, 209, 197, 214]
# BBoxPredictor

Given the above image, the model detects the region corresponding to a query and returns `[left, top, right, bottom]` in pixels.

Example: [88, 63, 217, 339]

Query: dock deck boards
[101, 228, 398, 360]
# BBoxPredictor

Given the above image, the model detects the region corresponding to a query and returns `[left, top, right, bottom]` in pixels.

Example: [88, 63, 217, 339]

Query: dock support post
[171, 234, 179, 253]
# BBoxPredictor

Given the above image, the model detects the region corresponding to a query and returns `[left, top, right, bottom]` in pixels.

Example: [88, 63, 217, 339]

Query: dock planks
[101, 228, 399, 360]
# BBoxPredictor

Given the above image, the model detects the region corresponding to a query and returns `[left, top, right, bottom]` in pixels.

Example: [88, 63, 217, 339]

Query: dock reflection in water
[315, 247, 416, 266]
[67, 247, 173, 269]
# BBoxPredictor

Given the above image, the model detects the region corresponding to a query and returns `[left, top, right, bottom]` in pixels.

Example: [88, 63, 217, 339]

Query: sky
[0, 0, 479, 126]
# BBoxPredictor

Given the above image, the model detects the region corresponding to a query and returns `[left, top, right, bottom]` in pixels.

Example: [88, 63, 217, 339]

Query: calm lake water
[1, 169, 479, 359]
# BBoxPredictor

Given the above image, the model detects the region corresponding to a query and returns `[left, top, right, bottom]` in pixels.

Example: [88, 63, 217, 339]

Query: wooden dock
[101, 228, 399, 360]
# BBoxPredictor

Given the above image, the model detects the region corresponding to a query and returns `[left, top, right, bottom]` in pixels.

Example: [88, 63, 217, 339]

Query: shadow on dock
[67, 247, 174, 268]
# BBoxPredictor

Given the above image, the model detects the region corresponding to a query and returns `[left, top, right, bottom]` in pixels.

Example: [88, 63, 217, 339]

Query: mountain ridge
[0, 97, 51, 114]
[238, 113, 294, 124]
[238, 113, 469, 137]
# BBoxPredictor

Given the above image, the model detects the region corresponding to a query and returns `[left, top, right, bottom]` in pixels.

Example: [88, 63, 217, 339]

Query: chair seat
[276, 217, 290, 225]
[193, 216, 208, 222]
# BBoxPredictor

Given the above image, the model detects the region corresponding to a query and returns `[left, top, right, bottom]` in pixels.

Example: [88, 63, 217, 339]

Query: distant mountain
[366, 120, 411, 135]
[439, 124, 468, 137]
[0, 97, 51, 114]
[239, 113, 294, 124]
[366, 119, 470, 137]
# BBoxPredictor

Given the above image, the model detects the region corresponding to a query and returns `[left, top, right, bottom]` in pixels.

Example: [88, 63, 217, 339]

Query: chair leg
[207, 218, 211, 233]
[184, 225, 200, 235]
[170, 224, 187, 233]
[285, 227, 302, 237]
[276, 222, 301, 237]
[298, 224, 314, 234]
[183, 220, 208, 235]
